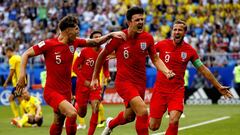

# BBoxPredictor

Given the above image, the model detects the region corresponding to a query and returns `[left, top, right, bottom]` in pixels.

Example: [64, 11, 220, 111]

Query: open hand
[90, 78, 99, 91]
[16, 75, 26, 96]
[218, 86, 233, 99]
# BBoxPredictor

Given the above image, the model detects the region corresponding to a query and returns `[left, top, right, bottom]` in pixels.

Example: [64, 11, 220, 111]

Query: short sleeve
[9, 57, 16, 70]
[32, 40, 48, 55]
[190, 48, 200, 63]
[74, 38, 87, 48]
[147, 35, 157, 57]
[105, 38, 121, 53]
[154, 42, 160, 53]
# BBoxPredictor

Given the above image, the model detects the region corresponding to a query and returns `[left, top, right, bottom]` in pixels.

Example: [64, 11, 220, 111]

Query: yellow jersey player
[11, 87, 43, 128]
[3, 46, 22, 119]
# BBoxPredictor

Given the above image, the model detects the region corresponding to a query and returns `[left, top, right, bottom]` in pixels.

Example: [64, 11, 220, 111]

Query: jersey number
[165, 54, 170, 63]
[86, 59, 95, 67]
[56, 55, 61, 64]
[123, 50, 129, 59]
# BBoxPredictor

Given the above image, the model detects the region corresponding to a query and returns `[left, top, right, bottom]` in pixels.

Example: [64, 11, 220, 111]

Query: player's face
[21, 89, 30, 100]
[92, 33, 102, 39]
[67, 24, 79, 42]
[172, 24, 186, 45]
[128, 14, 144, 34]
[5, 50, 11, 58]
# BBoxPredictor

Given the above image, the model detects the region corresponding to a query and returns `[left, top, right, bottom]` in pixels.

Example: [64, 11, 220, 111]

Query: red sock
[109, 111, 127, 129]
[165, 123, 178, 135]
[65, 116, 77, 135]
[88, 112, 98, 135]
[136, 115, 149, 135]
[50, 123, 63, 135]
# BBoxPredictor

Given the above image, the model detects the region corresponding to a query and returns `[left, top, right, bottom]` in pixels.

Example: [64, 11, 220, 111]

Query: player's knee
[125, 114, 136, 122]
[66, 110, 77, 118]
[36, 117, 43, 127]
[137, 107, 148, 116]
[169, 116, 179, 125]
[92, 102, 100, 114]
[149, 122, 160, 131]
[78, 107, 87, 117]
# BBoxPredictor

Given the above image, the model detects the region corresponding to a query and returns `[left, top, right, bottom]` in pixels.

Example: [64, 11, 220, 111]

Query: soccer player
[149, 20, 233, 135]
[16, 15, 126, 135]
[3, 46, 22, 119]
[90, 7, 175, 135]
[11, 87, 43, 128]
[73, 30, 111, 135]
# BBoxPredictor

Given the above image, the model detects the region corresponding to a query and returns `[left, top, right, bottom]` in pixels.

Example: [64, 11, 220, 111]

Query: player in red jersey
[73, 30, 110, 135]
[90, 7, 175, 135]
[149, 20, 233, 135]
[16, 15, 126, 135]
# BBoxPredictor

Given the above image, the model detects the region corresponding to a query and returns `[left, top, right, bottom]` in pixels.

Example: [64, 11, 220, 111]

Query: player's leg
[88, 100, 100, 135]
[60, 100, 78, 135]
[97, 103, 106, 128]
[9, 88, 19, 118]
[74, 102, 86, 129]
[59, 100, 78, 117]
[77, 116, 86, 129]
[165, 110, 181, 135]
[11, 114, 29, 128]
[50, 111, 66, 135]
[129, 96, 149, 135]
[149, 91, 168, 131]
[35, 116, 43, 127]
[165, 91, 184, 135]
[102, 106, 135, 135]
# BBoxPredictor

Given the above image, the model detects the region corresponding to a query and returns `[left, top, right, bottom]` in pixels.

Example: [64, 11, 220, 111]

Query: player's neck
[58, 33, 73, 45]
[173, 40, 183, 47]
[26, 96, 30, 101]
[127, 29, 138, 38]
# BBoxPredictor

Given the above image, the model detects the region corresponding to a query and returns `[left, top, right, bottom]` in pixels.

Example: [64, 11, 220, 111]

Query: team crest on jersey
[181, 52, 187, 60]
[69, 45, 74, 53]
[140, 42, 147, 50]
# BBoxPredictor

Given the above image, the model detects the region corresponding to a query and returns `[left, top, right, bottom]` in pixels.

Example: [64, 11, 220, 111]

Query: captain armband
[193, 59, 203, 68]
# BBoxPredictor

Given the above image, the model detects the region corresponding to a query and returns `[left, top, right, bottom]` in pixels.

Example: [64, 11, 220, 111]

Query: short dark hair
[6, 46, 14, 52]
[126, 6, 145, 21]
[90, 30, 102, 39]
[174, 19, 187, 31]
[58, 15, 79, 31]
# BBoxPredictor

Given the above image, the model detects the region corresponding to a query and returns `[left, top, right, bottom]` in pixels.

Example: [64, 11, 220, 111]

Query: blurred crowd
[0, 0, 240, 67]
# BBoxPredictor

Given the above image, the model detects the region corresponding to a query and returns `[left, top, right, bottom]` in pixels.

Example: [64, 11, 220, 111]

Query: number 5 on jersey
[56, 55, 61, 64]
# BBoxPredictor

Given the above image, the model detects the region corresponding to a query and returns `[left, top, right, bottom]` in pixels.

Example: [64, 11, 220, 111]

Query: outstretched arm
[86, 31, 126, 47]
[151, 54, 175, 79]
[197, 65, 233, 98]
[90, 48, 110, 90]
[16, 47, 36, 94]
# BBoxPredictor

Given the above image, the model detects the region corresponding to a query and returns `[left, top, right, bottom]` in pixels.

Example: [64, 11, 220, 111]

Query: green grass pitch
[0, 105, 239, 135]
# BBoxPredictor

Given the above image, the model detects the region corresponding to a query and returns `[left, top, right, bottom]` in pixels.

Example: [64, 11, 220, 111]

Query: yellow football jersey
[20, 96, 42, 116]
[9, 55, 21, 87]
[71, 50, 80, 77]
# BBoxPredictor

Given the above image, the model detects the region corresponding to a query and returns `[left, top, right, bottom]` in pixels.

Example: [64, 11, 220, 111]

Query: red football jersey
[105, 29, 156, 88]
[73, 47, 109, 85]
[33, 38, 87, 94]
[154, 39, 199, 93]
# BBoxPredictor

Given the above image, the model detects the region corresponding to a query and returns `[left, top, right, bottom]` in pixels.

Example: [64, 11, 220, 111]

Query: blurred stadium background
[0, 0, 240, 134]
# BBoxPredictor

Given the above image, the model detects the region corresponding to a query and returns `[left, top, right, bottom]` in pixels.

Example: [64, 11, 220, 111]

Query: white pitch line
[152, 116, 230, 135]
